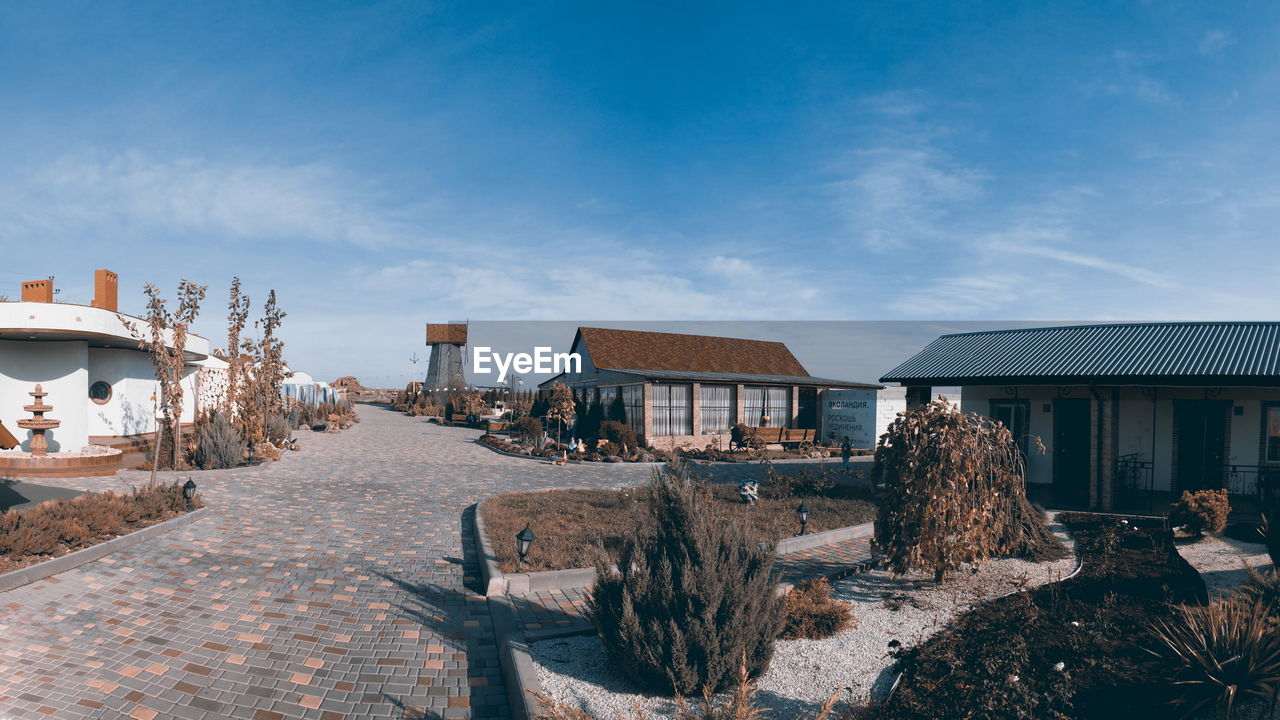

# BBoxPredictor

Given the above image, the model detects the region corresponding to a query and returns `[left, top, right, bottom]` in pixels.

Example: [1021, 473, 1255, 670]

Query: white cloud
[0, 152, 427, 249]
[829, 144, 986, 252]
[1198, 29, 1235, 56]
[982, 236, 1176, 288]
[891, 275, 1028, 317]
[1098, 51, 1176, 105]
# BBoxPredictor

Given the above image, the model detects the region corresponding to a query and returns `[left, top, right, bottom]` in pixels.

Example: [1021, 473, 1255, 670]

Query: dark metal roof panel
[881, 323, 1280, 384]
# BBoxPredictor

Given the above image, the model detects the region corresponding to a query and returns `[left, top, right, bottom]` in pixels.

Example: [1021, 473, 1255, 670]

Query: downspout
[1090, 382, 1105, 510]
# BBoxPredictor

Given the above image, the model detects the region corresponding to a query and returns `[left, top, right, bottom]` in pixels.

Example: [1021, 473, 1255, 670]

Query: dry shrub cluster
[0, 481, 199, 568]
[780, 579, 856, 640]
[588, 462, 784, 696]
[875, 400, 1065, 581]
[1169, 489, 1231, 537]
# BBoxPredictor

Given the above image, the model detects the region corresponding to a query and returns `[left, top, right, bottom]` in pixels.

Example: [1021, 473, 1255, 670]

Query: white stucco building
[0, 271, 219, 475]
[882, 323, 1280, 513]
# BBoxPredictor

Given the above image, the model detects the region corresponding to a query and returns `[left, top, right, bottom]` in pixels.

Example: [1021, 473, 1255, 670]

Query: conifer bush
[587, 462, 784, 695]
[193, 409, 245, 470]
[1169, 489, 1230, 537]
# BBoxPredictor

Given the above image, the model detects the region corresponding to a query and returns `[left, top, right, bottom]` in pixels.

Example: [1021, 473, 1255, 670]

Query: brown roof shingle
[575, 327, 810, 376]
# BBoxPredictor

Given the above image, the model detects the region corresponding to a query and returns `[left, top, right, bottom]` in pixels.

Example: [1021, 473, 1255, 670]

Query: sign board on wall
[820, 387, 906, 450]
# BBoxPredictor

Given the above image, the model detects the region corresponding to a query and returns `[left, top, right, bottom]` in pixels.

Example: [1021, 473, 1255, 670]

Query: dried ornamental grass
[780, 579, 856, 640]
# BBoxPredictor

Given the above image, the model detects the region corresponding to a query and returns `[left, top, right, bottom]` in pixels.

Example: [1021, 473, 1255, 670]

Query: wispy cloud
[1096, 51, 1176, 105]
[824, 105, 983, 252]
[1198, 29, 1235, 56]
[0, 152, 429, 249]
[984, 238, 1176, 288]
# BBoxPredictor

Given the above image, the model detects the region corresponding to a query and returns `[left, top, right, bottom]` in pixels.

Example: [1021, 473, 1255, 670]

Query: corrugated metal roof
[881, 322, 1280, 385]
[540, 368, 882, 389]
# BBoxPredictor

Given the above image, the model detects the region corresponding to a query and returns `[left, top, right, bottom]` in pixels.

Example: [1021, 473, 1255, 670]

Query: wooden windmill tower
[424, 323, 469, 392]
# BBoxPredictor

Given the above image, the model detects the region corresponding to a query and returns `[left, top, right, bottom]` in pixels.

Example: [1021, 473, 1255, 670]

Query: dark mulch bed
[880, 513, 1207, 720]
[481, 484, 877, 573]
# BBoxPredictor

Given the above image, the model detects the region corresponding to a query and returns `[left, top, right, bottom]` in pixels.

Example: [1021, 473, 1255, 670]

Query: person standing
[840, 436, 853, 472]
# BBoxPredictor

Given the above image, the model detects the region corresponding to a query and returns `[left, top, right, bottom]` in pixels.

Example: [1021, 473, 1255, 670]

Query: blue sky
[2, 2, 1278, 383]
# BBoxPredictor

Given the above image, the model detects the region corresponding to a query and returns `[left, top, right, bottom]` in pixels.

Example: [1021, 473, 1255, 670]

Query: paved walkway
[0, 405, 653, 720]
[0, 406, 877, 720]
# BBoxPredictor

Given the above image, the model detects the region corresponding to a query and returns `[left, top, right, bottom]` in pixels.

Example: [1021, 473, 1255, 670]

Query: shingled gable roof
[574, 327, 810, 376]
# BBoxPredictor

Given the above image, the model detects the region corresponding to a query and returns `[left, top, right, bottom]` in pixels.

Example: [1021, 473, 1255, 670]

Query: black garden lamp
[516, 525, 537, 569]
[182, 478, 197, 510]
[796, 502, 810, 536]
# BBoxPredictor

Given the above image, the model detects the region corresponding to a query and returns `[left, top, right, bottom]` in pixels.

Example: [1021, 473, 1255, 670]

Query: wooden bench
[733, 427, 816, 450]
[448, 413, 470, 426]
[486, 420, 510, 433]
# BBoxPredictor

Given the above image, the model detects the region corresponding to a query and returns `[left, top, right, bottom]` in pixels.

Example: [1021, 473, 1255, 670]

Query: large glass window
[1266, 404, 1280, 464]
[744, 386, 790, 428]
[621, 385, 644, 436]
[651, 384, 693, 436]
[700, 385, 735, 434]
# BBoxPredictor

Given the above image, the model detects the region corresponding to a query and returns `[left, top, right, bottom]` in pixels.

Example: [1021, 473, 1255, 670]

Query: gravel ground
[530, 518, 1079, 719]
[1174, 532, 1272, 596]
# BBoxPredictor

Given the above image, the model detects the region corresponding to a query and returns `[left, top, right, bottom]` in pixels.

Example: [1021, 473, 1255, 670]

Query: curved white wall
[0, 340, 89, 452]
[0, 302, 211, 357]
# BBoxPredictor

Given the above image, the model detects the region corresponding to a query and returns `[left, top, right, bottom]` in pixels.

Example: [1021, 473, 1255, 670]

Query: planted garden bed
[481, 484, 876, 573]
[0, 480, 202, 574]
[880, 513, 1207, 720]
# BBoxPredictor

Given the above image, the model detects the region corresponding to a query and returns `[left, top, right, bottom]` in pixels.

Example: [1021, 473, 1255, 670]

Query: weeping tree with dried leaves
[121, 280, 208, 470]
[874, 400, 1064, 582]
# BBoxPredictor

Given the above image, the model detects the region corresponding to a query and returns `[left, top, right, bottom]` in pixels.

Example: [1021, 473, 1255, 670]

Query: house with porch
[539, 327, 884, 450]
[881, 322, 1280, 513]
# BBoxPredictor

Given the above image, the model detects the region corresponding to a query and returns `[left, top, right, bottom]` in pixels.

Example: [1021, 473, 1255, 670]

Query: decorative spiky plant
[1148, 598, 1280, 719]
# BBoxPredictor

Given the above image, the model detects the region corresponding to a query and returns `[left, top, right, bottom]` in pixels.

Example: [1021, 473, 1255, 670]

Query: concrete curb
[488, 593, 545, 720]
[472, 501, 509, 596]
[774, 522, 874, 556]
[0, 506, 212, 594]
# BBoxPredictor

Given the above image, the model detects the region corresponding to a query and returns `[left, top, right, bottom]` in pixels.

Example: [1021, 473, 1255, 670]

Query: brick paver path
[0, 405, 655, 720]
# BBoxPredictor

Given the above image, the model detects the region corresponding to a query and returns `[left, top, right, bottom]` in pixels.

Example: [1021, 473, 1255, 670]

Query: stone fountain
[17, 384, 61, 456]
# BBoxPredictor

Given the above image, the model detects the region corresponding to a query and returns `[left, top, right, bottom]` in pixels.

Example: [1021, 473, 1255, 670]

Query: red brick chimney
[21, 279, 53, 303]
[91, 269, 118, 311]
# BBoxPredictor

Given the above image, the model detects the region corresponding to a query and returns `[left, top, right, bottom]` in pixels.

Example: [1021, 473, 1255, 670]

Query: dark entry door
[1053, 399, 1091, 501]
[1175, 400, 1229, 493]
[796, 388, 818, 429]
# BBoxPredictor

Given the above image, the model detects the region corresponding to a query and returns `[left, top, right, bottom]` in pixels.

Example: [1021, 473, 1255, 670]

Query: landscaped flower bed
[481, 484, 877, 573]
[0, 480, 203, 574]
[880, 513, 1207, 720]
[529, 516, 1080, 717]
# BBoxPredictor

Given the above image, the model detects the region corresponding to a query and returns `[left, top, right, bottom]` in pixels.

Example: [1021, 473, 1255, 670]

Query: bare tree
[121, 280, 207, 471]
